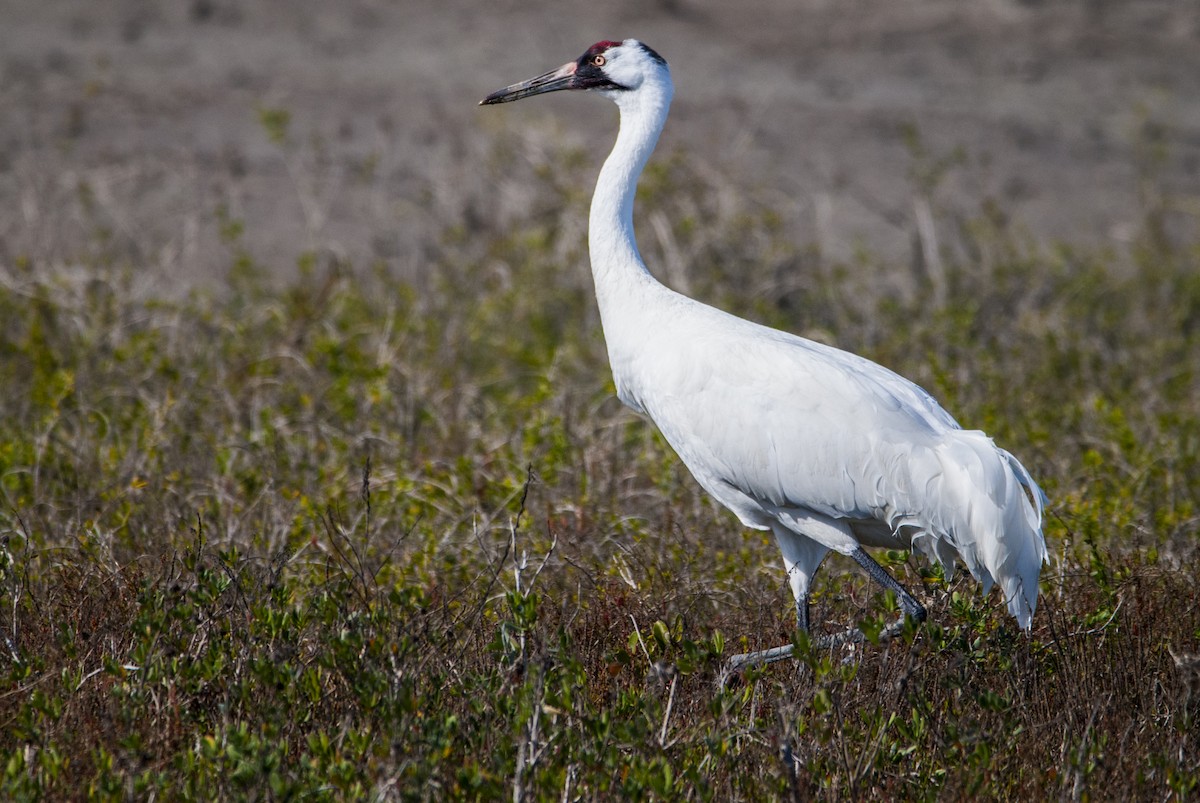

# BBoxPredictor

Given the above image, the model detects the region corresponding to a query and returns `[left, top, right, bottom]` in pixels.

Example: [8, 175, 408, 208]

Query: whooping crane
[481, 40, 1047, 669]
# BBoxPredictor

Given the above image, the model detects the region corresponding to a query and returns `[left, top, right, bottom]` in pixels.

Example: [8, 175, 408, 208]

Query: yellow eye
[592, 54, 606, 67]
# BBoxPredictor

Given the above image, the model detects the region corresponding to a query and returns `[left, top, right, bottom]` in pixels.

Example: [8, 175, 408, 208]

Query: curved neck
[588, 84, 673, 301]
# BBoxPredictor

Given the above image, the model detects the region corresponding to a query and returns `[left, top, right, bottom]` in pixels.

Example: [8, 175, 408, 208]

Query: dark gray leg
[796, 592, 810, 634]
[726, 547, 925, 672]
[725, 594, 813, 671]
[849, 546, 927, 624]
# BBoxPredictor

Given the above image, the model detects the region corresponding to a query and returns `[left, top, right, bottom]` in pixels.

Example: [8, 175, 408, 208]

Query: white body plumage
[483, 39, 1047, 650]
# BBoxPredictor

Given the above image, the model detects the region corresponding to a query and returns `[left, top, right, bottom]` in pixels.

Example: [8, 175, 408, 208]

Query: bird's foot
[725, 628, 863, 672]
[724, 615, 918, 673]
[725, 643, 799, 672]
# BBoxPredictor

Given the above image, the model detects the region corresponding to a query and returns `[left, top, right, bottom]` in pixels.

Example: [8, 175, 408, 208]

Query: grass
[0, 125, 1198, 800]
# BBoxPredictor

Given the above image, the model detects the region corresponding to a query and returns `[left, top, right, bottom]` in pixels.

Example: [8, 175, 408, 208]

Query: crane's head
[480, 39, 669, 106]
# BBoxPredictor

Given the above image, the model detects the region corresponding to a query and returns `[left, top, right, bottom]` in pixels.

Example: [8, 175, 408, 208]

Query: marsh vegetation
[1, 102, 1198, 798]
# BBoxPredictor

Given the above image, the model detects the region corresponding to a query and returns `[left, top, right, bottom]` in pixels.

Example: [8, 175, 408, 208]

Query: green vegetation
[0, 134, 1197, 800]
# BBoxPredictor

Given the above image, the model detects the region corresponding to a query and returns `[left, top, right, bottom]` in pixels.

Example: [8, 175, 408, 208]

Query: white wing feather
[610, 291, 1047, 626]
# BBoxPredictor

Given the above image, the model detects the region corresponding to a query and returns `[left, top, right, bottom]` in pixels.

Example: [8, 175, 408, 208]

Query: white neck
[587, 80, 674, 314]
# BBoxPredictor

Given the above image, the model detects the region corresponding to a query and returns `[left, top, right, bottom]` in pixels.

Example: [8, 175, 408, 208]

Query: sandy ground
[2, 0, 1199, 289]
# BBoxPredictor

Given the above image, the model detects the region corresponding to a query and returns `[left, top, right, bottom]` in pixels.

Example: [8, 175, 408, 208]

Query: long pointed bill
[479, 62, 577, 105]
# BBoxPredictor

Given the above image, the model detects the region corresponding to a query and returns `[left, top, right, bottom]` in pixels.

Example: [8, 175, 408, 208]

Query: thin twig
[658, 672, 678, 748]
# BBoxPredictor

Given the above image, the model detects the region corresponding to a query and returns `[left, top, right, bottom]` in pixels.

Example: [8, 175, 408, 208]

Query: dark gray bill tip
[479, 90, 513, 106]
[479, 89, 527, 106]
[479, 63, 578, 107]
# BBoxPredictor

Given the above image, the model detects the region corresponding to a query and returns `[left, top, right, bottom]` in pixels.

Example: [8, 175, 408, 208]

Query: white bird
[482, 40, 1047, 668]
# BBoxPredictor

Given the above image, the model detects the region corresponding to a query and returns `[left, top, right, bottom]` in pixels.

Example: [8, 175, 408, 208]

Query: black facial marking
[637, 42, 666, 66]
[573, 43, 627, 91]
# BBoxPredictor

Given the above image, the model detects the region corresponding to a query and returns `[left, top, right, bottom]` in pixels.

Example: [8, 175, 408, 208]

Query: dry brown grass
[0, 115, 1198, 798]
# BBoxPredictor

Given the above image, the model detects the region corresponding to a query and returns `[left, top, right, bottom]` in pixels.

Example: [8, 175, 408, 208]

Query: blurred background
[2, 0, 1199, 288]
[1, 7, 1198, 794]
